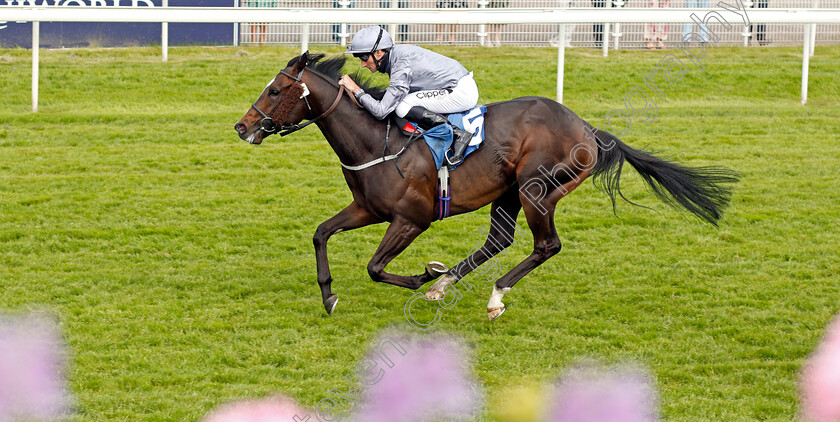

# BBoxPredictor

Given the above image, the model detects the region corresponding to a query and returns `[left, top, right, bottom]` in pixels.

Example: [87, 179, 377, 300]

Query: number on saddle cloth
[448, 105, 487, 147]
[395, 106, 487, 170]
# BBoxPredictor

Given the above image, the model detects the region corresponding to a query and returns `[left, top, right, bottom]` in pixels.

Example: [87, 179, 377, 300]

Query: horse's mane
[286, 53, 387, 101]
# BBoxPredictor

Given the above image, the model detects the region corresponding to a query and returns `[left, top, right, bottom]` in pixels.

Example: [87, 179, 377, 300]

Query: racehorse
[234, 52, 739, 321]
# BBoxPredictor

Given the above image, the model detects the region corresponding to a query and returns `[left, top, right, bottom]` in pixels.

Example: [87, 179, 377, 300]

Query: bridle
[249, 67, 360, 140]
[247, 64, 410, 175]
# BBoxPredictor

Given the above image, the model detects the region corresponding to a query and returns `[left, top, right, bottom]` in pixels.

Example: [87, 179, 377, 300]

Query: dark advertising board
[0, 0, 235, 48]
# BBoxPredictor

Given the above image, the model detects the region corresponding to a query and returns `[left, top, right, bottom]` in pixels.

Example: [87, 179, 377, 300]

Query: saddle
[391, 106, 488, 220]
[391, 105, 487, 170]
[393, 115, 422, 136]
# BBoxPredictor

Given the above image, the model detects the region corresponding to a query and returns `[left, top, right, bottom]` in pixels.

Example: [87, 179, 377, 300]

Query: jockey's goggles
[351, 27, 385, 63]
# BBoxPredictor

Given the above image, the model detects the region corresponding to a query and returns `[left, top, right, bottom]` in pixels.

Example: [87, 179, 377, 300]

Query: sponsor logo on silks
[415, 89, 449, 99]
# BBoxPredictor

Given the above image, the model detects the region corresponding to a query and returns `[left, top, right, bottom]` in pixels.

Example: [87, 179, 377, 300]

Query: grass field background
[1, 44, 839, 421]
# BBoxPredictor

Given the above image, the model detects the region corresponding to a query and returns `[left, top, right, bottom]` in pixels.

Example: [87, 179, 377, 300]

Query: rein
[250, 66, 411, 175]
[250, 68, 360, 138]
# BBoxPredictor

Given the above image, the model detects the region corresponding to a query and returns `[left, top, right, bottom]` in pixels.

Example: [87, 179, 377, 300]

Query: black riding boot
[445, 127, 471, 168]
[405, 106, 471, 168]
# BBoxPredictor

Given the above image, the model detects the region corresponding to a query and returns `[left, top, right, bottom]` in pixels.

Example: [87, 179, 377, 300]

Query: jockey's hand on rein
[339, 75, 362, 96]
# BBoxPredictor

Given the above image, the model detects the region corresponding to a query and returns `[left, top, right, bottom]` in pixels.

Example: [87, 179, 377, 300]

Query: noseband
[250, 67, 357, 138]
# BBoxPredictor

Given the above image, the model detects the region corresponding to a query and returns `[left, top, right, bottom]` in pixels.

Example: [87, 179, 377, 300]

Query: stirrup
[445, 150, 464, 167]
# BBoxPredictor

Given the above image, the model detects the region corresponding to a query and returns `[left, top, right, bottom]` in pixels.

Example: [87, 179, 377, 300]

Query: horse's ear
[296, 51, 309, 72]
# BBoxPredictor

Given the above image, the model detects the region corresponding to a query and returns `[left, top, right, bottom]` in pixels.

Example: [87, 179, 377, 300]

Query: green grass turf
[0, 44, 838, 421]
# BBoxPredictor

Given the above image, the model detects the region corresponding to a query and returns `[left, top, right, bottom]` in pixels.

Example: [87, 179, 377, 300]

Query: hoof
[425, 261, 448, 279]
[487, 305, 506, 321]
[424, 274, 458, 301]
[324, 295, 339, 315]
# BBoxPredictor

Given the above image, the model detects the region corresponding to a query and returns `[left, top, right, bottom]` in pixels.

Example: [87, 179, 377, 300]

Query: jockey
[339, 26, 479, 167]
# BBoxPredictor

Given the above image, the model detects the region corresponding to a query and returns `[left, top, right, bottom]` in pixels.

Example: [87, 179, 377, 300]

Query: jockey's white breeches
[394, 72, 479, 118]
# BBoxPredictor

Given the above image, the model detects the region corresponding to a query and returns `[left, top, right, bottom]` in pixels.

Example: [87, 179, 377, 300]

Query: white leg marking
[487, 285, 511, 309]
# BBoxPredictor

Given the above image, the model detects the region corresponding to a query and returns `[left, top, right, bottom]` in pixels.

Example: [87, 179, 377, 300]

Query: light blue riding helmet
[345, 26, 395, 55]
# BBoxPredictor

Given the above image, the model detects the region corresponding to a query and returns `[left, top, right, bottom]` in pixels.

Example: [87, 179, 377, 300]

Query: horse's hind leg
[486, 158, 594, 321]
[425, 186, 524, 301]
[486, 198, 562, 320]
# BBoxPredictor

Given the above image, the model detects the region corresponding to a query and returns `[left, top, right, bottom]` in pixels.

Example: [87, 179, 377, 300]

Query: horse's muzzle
[234, 121, 263, 145]
[234, 121, 248, 136]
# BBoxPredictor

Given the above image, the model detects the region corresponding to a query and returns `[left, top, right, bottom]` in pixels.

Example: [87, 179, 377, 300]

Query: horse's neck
[313, 86, 388, 167]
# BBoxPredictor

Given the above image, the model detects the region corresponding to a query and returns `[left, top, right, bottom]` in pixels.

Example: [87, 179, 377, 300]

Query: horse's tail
[589, 128, 739, 226]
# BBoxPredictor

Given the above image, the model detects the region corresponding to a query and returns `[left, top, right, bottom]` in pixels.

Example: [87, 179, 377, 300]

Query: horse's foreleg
[425, 187, 523, 301]
[314, 202, 380, 314]
[366, 217, 434, 290]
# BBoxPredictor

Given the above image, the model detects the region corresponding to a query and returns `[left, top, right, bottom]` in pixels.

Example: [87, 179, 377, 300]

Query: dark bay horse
[234, 52, 738, 321]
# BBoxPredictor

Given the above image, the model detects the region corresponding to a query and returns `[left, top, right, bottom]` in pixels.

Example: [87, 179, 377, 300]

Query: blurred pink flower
[201, 395, 310, 422]
[0, 315, 70, 422]
[351, 335, 480, 422]
[547, 365, 659, 422]
[801, 313, 840, 422]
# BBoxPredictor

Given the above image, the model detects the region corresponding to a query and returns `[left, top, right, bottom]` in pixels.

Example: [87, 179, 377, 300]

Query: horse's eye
[269, 89, 280, 96]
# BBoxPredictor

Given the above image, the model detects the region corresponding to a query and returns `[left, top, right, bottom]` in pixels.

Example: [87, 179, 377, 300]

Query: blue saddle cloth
[407, 105, 487, 170]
